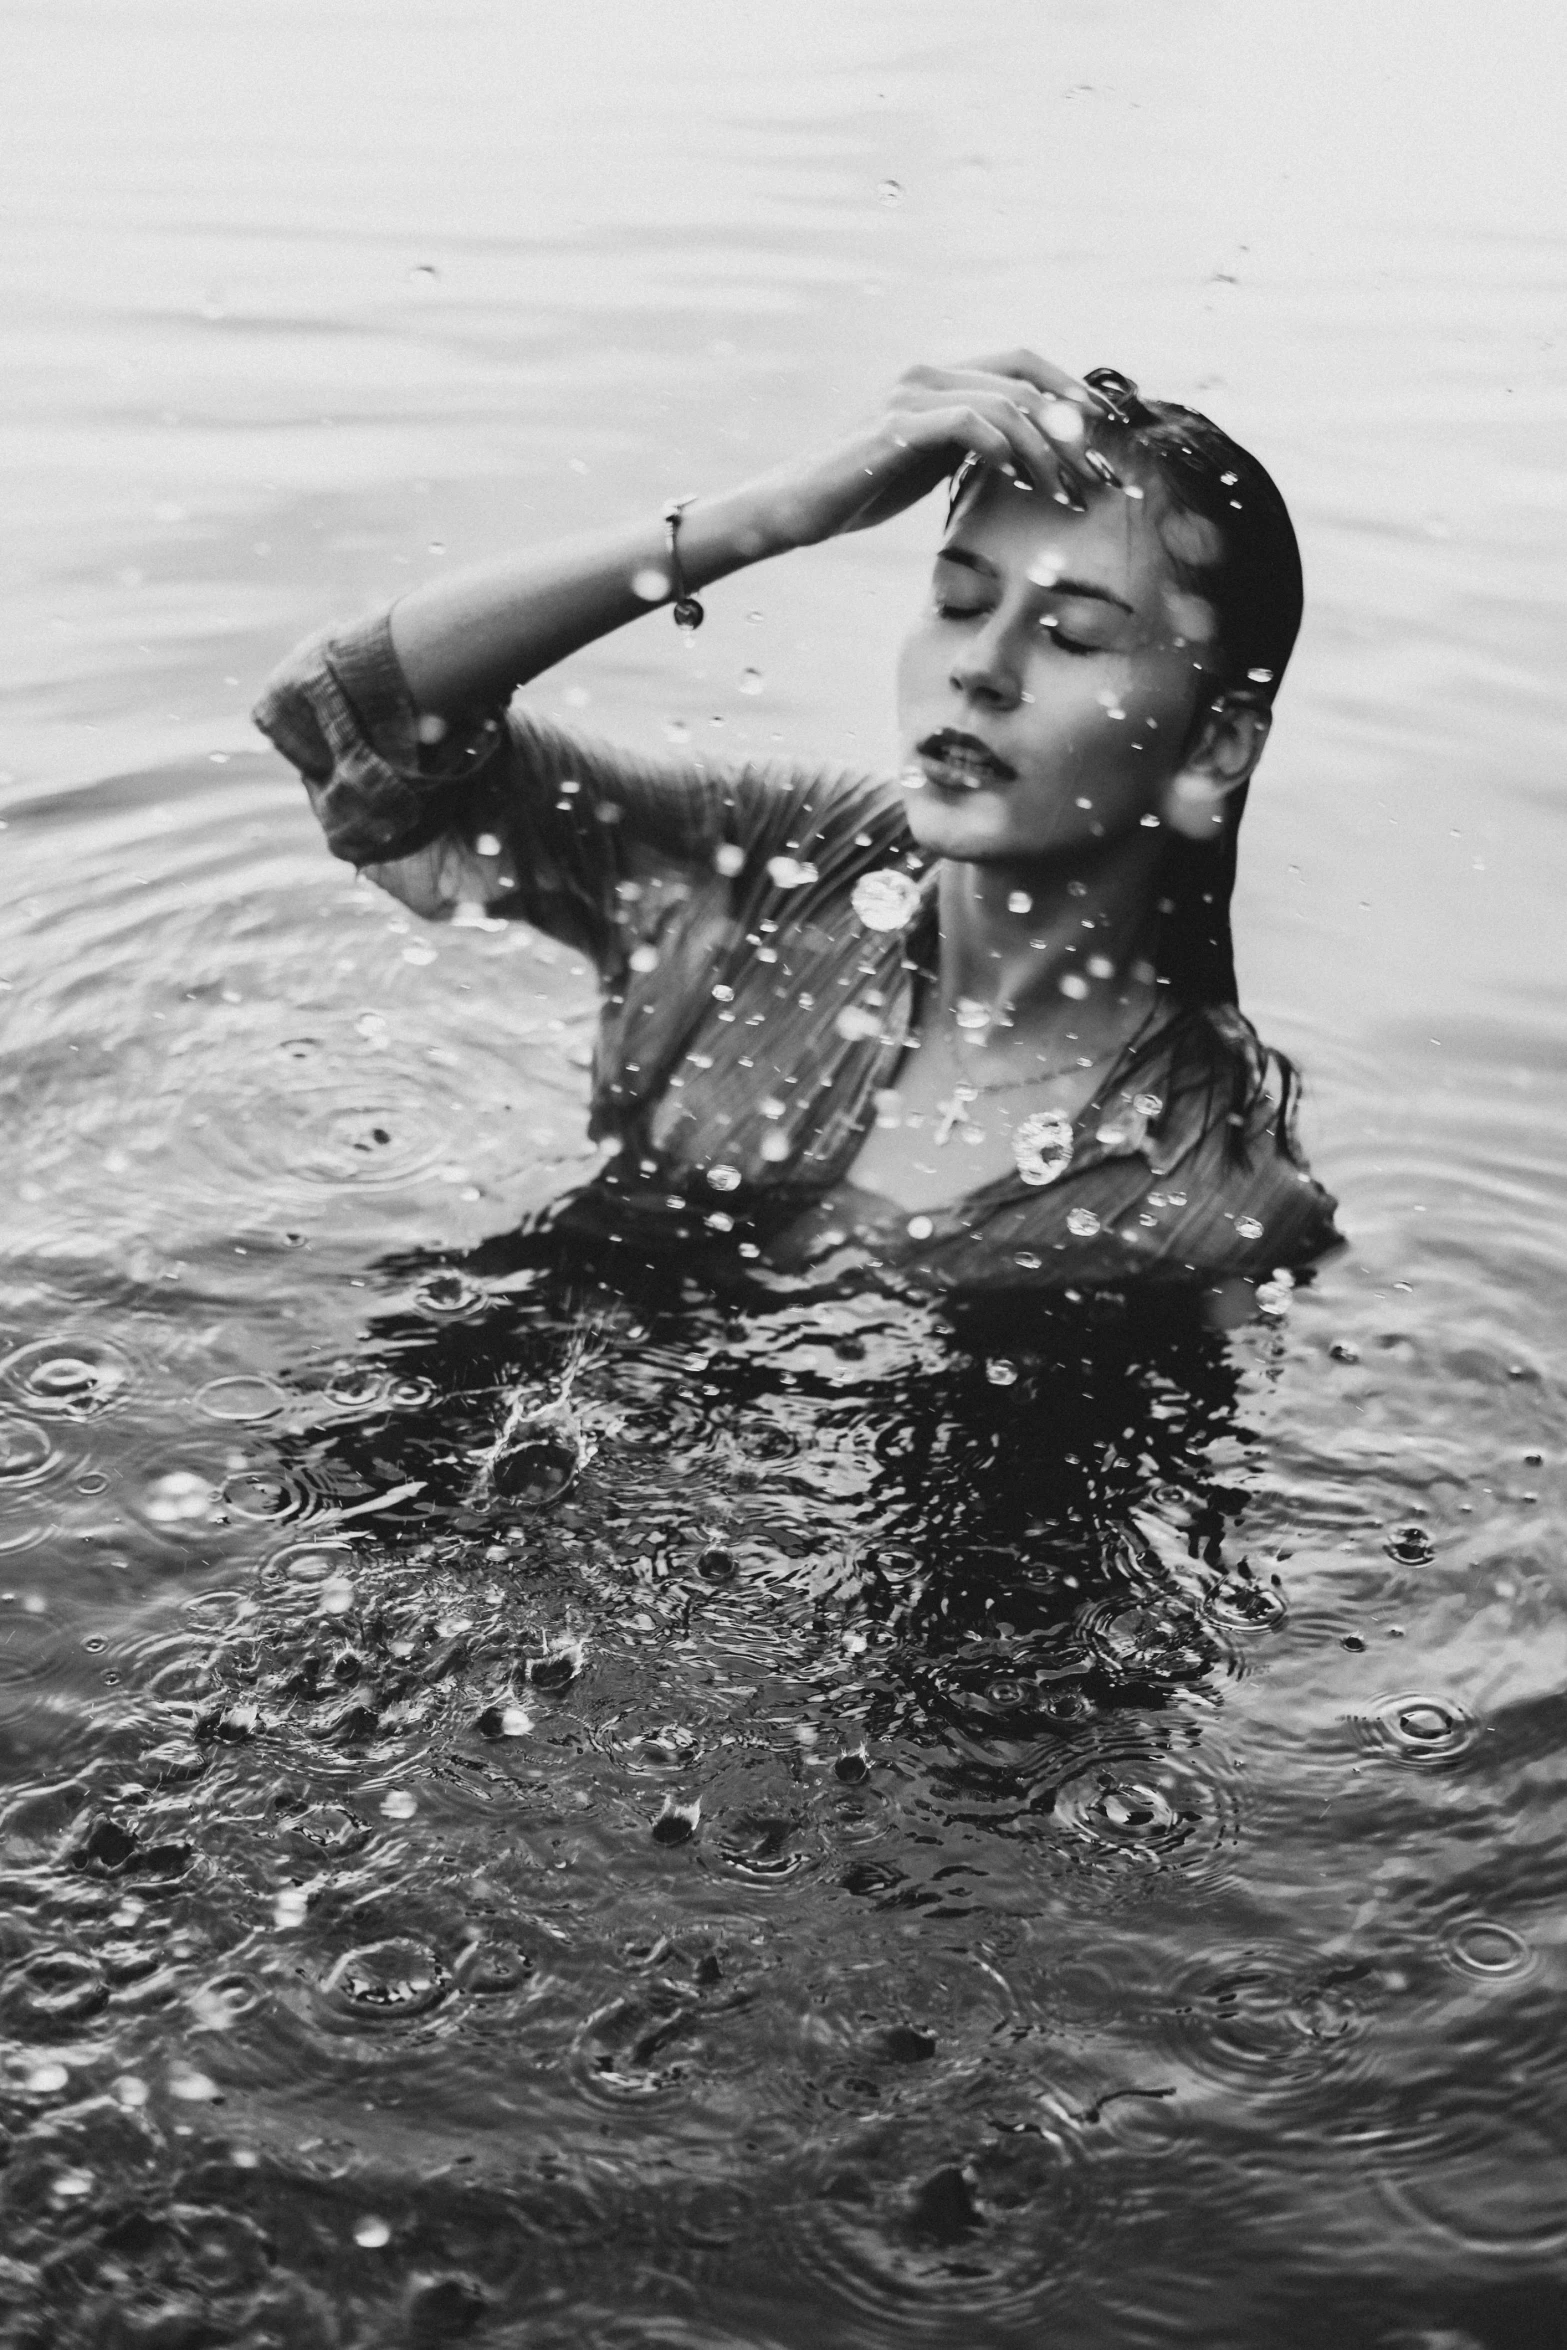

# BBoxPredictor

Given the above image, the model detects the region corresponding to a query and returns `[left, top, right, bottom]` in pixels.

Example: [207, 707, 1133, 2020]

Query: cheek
[1111, 657, 1203, 752]
[895, 624, 940, 721]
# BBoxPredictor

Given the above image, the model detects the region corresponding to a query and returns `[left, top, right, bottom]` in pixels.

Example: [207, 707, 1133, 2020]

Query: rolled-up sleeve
[251, 608, 513, 872]
[252, 605, 823, 968]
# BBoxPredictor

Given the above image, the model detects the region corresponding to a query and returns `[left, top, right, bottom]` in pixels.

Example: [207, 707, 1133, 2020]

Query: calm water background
[3, 2, 1566, 2344]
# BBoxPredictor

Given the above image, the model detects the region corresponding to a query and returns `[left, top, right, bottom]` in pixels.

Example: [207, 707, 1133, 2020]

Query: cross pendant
[933, 1084, 978, 1146]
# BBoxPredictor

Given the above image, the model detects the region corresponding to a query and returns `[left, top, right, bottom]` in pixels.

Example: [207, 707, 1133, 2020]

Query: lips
[916, 729, 1017, 792]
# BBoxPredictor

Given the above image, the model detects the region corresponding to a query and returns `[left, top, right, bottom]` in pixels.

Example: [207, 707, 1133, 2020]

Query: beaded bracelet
[661, 497, 705, 631]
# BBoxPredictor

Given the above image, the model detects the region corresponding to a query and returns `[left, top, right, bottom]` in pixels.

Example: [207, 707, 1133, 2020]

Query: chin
[904, 792, 1056, 866]
[903, 796, 1005, 859]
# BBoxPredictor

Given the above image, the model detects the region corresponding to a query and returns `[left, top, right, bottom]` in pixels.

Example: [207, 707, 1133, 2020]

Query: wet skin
[846, 470, 1241, 1215]
[894, 466, 1220, 865]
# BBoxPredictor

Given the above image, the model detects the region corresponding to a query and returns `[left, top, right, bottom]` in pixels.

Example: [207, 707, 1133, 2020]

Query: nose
[948, 613, 1025, 712]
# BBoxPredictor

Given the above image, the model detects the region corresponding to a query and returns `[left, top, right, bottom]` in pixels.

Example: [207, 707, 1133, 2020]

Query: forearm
[388, 481, 790, 718]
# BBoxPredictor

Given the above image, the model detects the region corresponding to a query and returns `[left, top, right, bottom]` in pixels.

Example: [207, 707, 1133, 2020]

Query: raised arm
[386, 350, 1099, 716]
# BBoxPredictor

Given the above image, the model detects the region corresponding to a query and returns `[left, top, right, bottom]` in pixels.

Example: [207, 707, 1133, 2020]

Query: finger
[900, 387, 1079, 505]
[961, 347, 1100, 407]
[895, 402, 1029, 485]
[959, 350, 1136, 443]
[904, 370, 1103, 502]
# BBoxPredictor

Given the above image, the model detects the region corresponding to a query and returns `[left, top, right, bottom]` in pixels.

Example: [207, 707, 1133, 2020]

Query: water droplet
[1014, 1250, 1042, 1270]
[144, 1470, 218, 1526]
[1247, 666, 1274, 684]
[876, 177, 904, 205]
[1058, 972, 1091, 1001]
[1384, 1525, 1434, 1564]
[168, 2065, 220, 2101]
[631, 566, 669, 602]
[325, 1937, 450, 2017]
[707, 1165, 741, 1193]
[713, 843, 745, 877]
[2, 1339, 129, 1418]
[1007, 889, 1033, 913]
[1234, 1215, 1264, 1242]
[1399, 1702, 1452, 1741]
[985, 1358, 1018, 1386]
[484, 1399, 582, 1508]
[415, 1271, 482, 1317]
[220, 1467, 300, 1522]
[1446, 1920, 1530, 1979]
[738, 667, 763, 694]
[24, 2062, 69, 2094]
[1067, 1207, 1101, 1238]
[652, 1796, 701, 1845]
[1014, 1108, 1075, 1187]
[759, 1131, 791, 1163]
[288, 1804, 368, 1855]
[1039, 397, 1085, 445]
[526, 1633, 584, 1690]
[380, 1788, 417, 1820]
[1368, 1690, 1475, 1765]
[1330, 1339, 1361, 1364]
[835, 1006, 881, 1043]
[766, 855, 818, 890]
[194, 1376, 284, 1423]
[851, 870, 920, 931]
[354, 2216, 391, 2248]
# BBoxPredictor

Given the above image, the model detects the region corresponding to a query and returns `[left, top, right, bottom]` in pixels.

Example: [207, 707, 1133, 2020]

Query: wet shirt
[253, 610, 1342, 1300]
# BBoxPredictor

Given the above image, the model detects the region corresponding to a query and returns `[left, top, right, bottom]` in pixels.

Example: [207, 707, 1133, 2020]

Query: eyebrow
[936, 544, 1135, 615]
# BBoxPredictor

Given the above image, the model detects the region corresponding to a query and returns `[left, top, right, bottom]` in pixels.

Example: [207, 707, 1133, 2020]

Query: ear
[1159, 693, 1271, 840]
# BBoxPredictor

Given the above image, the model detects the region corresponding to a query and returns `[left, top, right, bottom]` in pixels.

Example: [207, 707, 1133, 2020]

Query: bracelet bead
[661, 497, 705, 631]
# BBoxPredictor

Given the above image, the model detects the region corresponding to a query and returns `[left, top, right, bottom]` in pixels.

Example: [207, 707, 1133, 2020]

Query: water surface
[3, 3, 1566, 2343]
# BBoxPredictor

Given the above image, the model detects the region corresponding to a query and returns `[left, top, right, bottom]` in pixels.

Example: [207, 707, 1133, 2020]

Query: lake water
[3, 2, 1566, 2343]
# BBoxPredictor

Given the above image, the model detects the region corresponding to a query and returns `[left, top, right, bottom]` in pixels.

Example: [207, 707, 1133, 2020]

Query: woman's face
[894, 469, 1221, 865]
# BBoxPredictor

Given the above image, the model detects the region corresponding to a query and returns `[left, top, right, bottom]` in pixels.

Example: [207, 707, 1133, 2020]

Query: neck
[934, 833, 1165, 1059]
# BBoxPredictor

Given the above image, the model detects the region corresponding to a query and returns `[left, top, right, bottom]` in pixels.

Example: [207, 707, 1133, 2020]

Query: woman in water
[254, 349, 1340, 1318]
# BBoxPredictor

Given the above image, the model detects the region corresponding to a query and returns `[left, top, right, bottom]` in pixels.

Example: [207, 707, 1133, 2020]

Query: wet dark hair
[948, 369, 1307, 1154]
[1080, 369, 1304, 1016]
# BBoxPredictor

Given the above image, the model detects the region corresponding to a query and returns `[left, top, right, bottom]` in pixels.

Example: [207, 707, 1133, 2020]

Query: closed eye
[1039, 617, 1097, 656]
